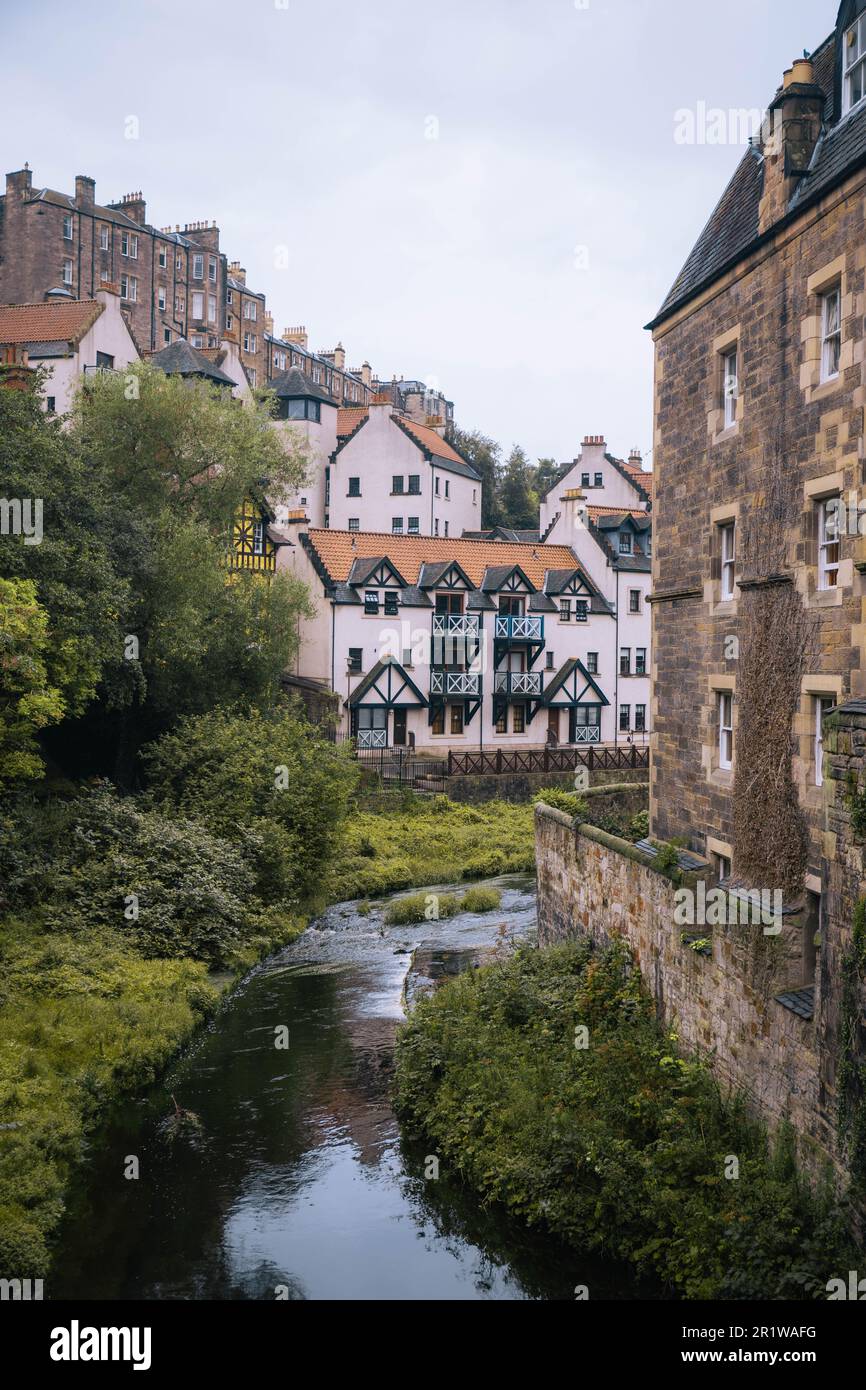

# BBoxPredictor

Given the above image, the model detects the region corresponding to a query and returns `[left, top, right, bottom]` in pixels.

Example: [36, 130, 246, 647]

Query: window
[175, 295, 185, 315]
[629, 589, 641, 613]
[820, 286, 841, 383]
[176, 252, 183, 272]
[815, 696, 834, 787]
[722, 346, 738, 428]
[158, 247, 167, 268]
[384, 592, 399, 616]
[620, 647, 631, 676]
[243, 332, 257, 353]
[282, 399, 320, 422]
[560, 599, 571, 622]
[99, 225, 110, 251]
[348, 648, 363, 673]
[408, 517, 420, 535]
[208, 294, 217, 323]
[512, 704, 526, 735]
[120, 274, 137, 301]
[636, 648, 647, 676]
[408, 474, 421, 495]
[244, 300, 257, 320]
[635, 704, 646, 732]
[434, 519, 439, 536]
[574, 600, 588, 622]
[720, 521, 736, 600]
[121, 231, 138, 259]
[348, 518, 360, 532]
[192, 254, 204, 280]
[819, 498, 841, 590]
[546, 652, 555, 671]
[619, 704, 631, 732]
[191, 335, 204, 349]
[252, 521, 264, 556]
[163, 328, 171, 345]
[586, 652, 598, 674]
[445, 480, 450, 499]
[46, 396, 56, 414]
[96, 351, 114, 369]
[392, 476, 404, 494]
[713, 853, 731, 882]
[581, 473, 590, 488]
[62, 259, 73, 285]
[619, 532, 633, 554]
[226, 289, 234, 306]
[495, 708, 508, 734]
[192, 291, 204, 320]
[348, 478, 361, 497]
[364, 591, 380, 614]
[226, 315, 233, 331]
[450, 704, 464, 735]
[444, 520, 449, 537]
[432, 707, 446, 736]
[718, 692, 733, 770]
[158, 287, 166, 311]
[594, 472, 603, 488]
[209, 259, 217, 283]
[62, 214, 73, 240]
[435, 478, 440, 496]
[844, 14, 866, 114]
[392, 518, 404, 533]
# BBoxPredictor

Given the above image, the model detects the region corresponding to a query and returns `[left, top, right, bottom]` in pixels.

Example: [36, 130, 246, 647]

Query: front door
[547, 709, 560, 744]
[393, 709, 407, 746]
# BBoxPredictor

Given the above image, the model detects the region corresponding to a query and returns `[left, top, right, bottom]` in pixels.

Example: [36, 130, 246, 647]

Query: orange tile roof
[621, 461, 654, 498]
[305, 529, 584, 589]
[586, 505, 651, 523]
[395, 417, 468, 466]
[0, 299, 103, 345]
[337, 406, 368, 437]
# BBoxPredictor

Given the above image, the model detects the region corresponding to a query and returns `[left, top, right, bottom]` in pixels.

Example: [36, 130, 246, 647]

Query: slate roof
[775, 986, 815, 1021]
[648, 29, 865, 327]
[270, 365, 338, 404]
[0, 299, 103, 345]
[150, 338, 235, 385]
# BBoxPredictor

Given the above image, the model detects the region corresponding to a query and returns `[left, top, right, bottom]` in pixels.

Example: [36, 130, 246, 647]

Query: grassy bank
[328, 795, 537, 901]
[394, 940, 857, 1300]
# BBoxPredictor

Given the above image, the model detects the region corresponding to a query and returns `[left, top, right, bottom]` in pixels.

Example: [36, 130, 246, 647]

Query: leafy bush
[533, 788, 588, 819]
[385, 891, 461, 925]
[394, 941, 856, 1300]
[628, 809, 650, 842]
[142, 704, 359, 906]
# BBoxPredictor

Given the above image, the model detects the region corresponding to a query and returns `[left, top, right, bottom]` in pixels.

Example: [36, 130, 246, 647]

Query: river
[51, 875, 650, 1301]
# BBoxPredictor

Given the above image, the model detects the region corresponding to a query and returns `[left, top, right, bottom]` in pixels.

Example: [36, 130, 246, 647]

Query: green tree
[0, 577, 65, 784]
[453, 428, 503, 529]
[499, 445, 538, 530]
[533, 456, 559, 505]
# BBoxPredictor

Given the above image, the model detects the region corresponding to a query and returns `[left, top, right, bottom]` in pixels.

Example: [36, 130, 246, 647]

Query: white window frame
[208, 259, 217, 283]
[100, 225, 110, 251]
[844, 16, 866, 115]
[208, 294, 217, 324]
[820, 285, 841, 383]
[62, 214, 73, 241]
[818, 497, 841, 590]
[158, 246, 167, 268]
[175, 295, 185, 315]
[722, 346, 738, 428]
[815, 696, 834, 788]
[244, 301, 257, 321]
[718, 692, 733, 771]
[192, 254, 204, 280]
[192, 291, 205, 321]
[252, 520, 265, 556]
[720, 521, 736, 601]
[158, 287, 166, 311]
[62, 259, 73, 285]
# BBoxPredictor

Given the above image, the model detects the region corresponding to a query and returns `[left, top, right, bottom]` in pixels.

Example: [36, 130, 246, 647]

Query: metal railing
[430, 670, 482, 697]
[492, 670, 543, 697]
[494, 615, 544, 642]
[432, 614, 480, 637]
[447, 745, 648, 776]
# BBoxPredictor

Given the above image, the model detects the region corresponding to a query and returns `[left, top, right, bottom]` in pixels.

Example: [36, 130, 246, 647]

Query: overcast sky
[5, 0, 829, 465]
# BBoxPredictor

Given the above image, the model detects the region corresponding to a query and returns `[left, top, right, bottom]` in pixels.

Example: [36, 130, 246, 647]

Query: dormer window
[618, 532, 633, 555]
[845, 16, 866, 114]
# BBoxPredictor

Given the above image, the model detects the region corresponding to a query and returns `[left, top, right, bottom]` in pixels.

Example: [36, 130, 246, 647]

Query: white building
[328, 398, 482, 537]
[0, 285, 139, 414]
[279, 524, 628, 751]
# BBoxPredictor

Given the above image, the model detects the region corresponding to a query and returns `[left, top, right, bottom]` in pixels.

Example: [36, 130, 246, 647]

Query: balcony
[430, 670, 482, 698]
[494, 615, 544, 643]
[356, 728, 387, 750]
[493, 671, 543, 699]
[432, 614, 480, 637]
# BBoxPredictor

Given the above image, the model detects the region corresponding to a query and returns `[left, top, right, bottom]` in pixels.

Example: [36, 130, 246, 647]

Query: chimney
[628, 447, 642, 467]
[120, 191, 146, 225]
[264, 311, 274, 336]
[580, 433, 607, 472]
[560, 488, 589, 540]
[228, 261, 246, 285]
[758, 57, 824, 234]
[333, 342, 346, 371]
[6, 165, 32, 200]
[360, 361, 372, 388]
[75, 175, 95, 209]
[284, 325, 308, 350]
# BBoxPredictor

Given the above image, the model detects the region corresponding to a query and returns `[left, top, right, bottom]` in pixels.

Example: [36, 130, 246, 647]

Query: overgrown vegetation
[383, 885, 503, 926]
[329, 796, 536, 901]
[838, 898, 866, 1190]
[533, 787, 649, 842]
[395, 941, 856, 1300]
